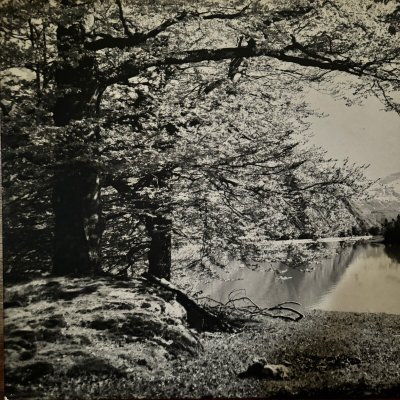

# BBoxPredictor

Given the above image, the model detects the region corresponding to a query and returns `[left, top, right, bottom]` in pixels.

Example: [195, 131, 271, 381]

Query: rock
[164, 300, 187, 321]
[238, 361, 264, 378]
[238, 361, 290, 380]
[262, 364, 290, 379]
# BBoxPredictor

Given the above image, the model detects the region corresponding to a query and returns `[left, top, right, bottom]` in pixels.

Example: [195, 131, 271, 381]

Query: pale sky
[307, 89, 400, 180]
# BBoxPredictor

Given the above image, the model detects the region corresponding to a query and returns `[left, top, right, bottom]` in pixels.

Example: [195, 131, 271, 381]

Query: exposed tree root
[142, 274, 303, 335]
[142, 272, 233, 332]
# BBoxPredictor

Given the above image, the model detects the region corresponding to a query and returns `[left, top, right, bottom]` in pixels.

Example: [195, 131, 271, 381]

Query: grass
[4, 276, 400, 399]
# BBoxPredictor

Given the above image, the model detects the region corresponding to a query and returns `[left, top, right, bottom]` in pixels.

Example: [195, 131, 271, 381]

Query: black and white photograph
[1, 0, 400, 398]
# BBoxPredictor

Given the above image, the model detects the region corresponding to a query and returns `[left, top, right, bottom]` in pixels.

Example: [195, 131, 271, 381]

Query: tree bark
[52, 163, 103, 276]
[144, 169, 173, 280]
[52, 8, 104, 276]
[146, 215, 172, 280]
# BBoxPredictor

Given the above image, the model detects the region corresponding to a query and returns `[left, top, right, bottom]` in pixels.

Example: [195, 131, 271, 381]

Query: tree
[383, 215, 400, 244]
[98, 71, 367, 277]
[51, 2, 104, 275]
[1, 0, 399, 279]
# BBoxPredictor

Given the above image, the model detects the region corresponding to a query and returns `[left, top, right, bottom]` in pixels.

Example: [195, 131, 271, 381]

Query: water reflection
[384, 244, 400, 263]
[197, 243, 400, 315]
[317, 244, 400, 315]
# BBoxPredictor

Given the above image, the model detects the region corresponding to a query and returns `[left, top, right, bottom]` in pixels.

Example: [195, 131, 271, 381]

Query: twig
[198, 293, 304, 322]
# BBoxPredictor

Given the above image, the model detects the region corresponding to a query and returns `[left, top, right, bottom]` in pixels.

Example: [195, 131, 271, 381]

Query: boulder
[238, 360, 290, 379]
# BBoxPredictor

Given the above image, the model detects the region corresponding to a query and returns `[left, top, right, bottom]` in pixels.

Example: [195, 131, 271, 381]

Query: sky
[307, 89, 400, 180]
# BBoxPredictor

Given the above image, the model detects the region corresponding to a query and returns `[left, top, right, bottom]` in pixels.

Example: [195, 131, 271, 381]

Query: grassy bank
[4, 277, 400, 399]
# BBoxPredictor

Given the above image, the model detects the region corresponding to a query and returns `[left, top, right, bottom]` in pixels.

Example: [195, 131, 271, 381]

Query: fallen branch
[196, 291, 304, 322]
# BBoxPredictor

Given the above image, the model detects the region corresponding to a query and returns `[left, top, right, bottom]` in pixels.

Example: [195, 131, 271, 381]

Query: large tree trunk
[52, 163, 103, 275]
[146, 215, 172, 280]
[144, 169, 173, 280]
[52, 8, 104, 276]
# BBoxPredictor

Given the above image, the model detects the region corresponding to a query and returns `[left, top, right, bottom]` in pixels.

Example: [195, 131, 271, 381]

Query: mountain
[351, 172, 400, 228]
[380, 171, 400, 193]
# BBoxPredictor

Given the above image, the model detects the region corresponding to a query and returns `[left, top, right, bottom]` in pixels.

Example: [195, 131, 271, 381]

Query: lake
[197, 242, 400, 315]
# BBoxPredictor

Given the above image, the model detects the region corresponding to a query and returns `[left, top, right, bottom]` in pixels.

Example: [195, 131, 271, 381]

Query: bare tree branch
[105, 41, 386, 86]
[115, 0, 134, 37]
[85, 5, 251, 51]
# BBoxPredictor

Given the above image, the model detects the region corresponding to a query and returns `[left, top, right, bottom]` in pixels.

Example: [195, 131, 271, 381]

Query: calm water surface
[198, 243, 400, 315]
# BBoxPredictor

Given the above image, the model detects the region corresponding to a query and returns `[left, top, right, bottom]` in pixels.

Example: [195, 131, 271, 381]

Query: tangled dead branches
[196, 289, 304, 323]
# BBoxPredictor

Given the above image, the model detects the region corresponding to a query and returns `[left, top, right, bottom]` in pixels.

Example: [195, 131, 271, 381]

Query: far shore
[254, 235, 384, 246]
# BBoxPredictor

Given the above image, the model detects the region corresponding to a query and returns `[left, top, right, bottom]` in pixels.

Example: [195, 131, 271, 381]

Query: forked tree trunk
[52, 163, 103, 275]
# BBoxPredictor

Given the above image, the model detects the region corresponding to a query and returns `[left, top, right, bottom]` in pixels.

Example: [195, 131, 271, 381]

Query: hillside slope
[350, 172, 400, 228]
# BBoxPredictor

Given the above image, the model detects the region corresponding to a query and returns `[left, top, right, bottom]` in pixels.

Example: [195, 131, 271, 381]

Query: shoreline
[4, 278, 400, 399]
[254, 235, 383, 246]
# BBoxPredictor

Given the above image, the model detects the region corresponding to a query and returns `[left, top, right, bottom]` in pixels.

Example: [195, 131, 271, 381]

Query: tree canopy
[1, 0, 399, 280]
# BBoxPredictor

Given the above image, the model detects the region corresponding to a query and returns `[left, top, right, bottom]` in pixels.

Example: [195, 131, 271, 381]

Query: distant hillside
[350, 172, 400, 228]
[380, 171, 400, 189]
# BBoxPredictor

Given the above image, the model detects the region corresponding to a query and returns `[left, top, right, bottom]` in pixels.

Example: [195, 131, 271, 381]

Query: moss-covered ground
[4, 277, 400, 399]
